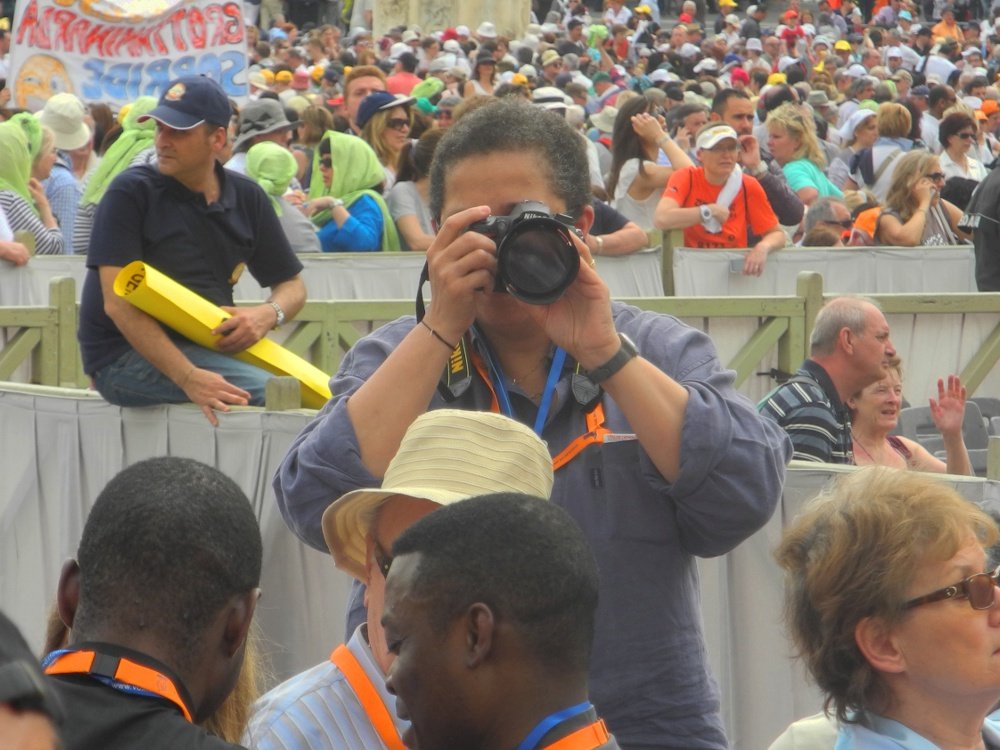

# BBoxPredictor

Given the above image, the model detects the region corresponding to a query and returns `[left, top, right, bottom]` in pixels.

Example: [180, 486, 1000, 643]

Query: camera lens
[498, 219, 580, 304]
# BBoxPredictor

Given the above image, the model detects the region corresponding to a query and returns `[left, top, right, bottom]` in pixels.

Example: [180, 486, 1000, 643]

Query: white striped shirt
[242, 626, 408, 750]
[0, 190, 63, 255]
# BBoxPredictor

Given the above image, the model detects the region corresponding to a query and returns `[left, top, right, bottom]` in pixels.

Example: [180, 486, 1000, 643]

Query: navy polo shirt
[78, 162, 303, 375]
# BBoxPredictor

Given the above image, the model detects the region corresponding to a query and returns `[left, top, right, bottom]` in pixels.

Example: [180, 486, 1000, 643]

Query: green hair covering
[309, 130, 400, 252]
[10, 112, 42, 160]
[246, 141, 298, 216]
[0, 121, 35, 209]
[81, 96, 158, 207]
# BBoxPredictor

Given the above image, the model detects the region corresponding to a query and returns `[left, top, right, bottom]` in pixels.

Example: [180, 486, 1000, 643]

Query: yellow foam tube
[114, 261, 331, 409]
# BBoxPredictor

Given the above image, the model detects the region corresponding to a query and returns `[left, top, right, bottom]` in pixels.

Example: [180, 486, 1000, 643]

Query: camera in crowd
[470, 200, 582, 305]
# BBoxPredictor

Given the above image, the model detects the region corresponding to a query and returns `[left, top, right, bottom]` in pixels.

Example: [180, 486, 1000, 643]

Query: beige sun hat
[321, 409, 554, 580]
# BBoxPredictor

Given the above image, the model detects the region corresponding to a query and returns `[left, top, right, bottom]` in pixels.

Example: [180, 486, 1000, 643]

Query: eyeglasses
[904, 564, 1000, 611]
[436, 109, 453, 119]
[926, 171, 946, 181]
[386, 117, 411, 132]
[319, 157, 332, 168]
[373, 542, 393, 579]
[824, 219, 854, 229]
[957, 131, 975, 139]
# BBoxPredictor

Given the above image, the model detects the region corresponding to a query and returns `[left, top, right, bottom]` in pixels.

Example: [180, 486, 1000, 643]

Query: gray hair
[803, 196, 849, 234]
[809, 296, 881, 356]
[429, 98, 591, 221]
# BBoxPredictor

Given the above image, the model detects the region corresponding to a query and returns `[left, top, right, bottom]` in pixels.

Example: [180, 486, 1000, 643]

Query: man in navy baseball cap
[78, 74, 306, 426]
[139, 75, 233, 130]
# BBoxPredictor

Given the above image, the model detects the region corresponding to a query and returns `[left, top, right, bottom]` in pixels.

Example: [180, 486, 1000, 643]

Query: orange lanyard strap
[551, 404, 609, 471]
[469, 349, 501, 413]
[330, 644, 406, 750]
[470, 348, 608, 472]
[44, 649, 193, 722]
[545, 719, 611, 750]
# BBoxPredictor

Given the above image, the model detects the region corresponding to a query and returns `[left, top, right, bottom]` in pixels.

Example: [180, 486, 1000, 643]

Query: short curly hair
[775, 468, 999, 723]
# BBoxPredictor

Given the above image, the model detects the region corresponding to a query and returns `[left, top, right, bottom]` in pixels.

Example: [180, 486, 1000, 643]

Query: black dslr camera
[469, 200, 582, 305]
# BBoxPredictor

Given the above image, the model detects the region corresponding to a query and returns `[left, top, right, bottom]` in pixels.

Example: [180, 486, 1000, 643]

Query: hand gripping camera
[469, 200, 582, 305]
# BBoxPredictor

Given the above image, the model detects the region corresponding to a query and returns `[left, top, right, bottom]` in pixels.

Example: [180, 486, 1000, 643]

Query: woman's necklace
[851, 430, 880, 462]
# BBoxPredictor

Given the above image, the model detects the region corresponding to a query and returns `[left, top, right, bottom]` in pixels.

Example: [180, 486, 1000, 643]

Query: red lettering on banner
[221, 3, 244, 44]
[16, 1, 244, 56]
[52, 9, 76, 49]
[168, 9, 186, 51]
[15, 0, 39, 46]
[187, 7, 206, 49]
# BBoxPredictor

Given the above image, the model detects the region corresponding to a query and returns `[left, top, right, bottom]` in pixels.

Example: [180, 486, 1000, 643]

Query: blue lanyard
[514, 702, 593, 750]
[475, 327, 566, 436]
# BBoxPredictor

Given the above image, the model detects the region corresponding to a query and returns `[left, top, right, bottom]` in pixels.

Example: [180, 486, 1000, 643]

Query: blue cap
[356, 91, 414, 129]
[139, 76, 232, 130]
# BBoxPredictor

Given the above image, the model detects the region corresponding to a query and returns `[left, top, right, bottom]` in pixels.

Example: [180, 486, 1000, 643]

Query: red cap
[679, 12, 693, 22]
[784, 9, 799, 19]
[731, 67, 750, 84]
[441, 27, 459, 41]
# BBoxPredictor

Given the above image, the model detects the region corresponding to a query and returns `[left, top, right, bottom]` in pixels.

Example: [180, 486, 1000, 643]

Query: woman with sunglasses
[357, 92, 415, 190]
[939, 111, 988, 183]
[875, 150, 968, 247]
[306, 131, 400, 252]
[847, 357, 972, 476]
[770, 467, 1000, 749]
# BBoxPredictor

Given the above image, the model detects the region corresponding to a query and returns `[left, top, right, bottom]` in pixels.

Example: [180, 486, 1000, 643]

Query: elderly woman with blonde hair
[766, 102, 843, 206]
[769, 467, 1000, 749]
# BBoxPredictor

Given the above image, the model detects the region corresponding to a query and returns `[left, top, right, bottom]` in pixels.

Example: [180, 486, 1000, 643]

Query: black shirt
[590, 199, 630, 236]
[48, 643, 243, 750]
[78, 162, 303, 374]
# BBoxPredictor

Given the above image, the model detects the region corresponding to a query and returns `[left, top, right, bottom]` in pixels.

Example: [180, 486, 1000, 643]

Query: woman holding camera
[874, 150, 968, 247]
[274, 99, 791, 750]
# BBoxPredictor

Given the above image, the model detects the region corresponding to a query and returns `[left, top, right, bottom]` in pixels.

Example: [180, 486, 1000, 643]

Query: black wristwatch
[587, 333, 638, 383]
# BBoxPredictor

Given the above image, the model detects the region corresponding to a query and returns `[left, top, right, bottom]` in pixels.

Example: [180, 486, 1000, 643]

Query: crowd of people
[4, 2, 1000, 750]
[3, 0, 1000, 287]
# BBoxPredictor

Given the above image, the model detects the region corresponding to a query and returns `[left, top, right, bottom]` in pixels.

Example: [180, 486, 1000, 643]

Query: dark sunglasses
[386, 117, 411, 131]
[957, 131, 975, 139]
[373, 542, 393, 578]
[436, 109, 453, 118]
[904, 563, 1000, 611]
[926, 171, 946, 181]
[826, 219, 854, 229]
[319, 157, 332, 168]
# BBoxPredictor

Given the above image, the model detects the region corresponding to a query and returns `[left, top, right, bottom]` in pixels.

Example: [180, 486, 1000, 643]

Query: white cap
[778, 55, 799, 72]
[887, 46, 903, 58]
[693, 58, 719, 73]
[745, 37, 763, 52]
[679, 42, 701, 58]
[696, 124, 739, 149]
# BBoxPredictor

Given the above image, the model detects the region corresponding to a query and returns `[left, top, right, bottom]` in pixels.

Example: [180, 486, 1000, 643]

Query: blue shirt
[782, 159, 844, 199]
[43, 154, 79, 253]
[243, 625, 407, 750]
[317, 194, 384, 252]
[273, 302, 792, 750]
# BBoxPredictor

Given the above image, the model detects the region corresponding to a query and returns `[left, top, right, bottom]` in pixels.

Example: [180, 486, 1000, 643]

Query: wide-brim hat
[322, 409, 554, 580]
[233, 99, 293, 151]
[36, 92, 91, 150]
[591, 105, 618, 132]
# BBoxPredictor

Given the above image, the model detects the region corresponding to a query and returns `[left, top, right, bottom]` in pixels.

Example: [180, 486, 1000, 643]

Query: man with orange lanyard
[41, 457, 261, 750]
[244, 410, 554, 750]
[274, 99, 792, 750]
[382, 493, 620, 750]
